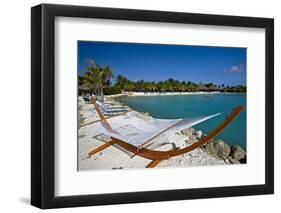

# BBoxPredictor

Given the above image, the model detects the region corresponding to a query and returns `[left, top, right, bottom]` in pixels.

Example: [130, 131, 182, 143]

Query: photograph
[29, 3, 274, 209]
[77, 41, 247, 171]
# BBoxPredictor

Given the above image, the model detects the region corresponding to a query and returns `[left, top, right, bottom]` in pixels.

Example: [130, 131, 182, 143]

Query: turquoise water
[118, 94, 246, 150]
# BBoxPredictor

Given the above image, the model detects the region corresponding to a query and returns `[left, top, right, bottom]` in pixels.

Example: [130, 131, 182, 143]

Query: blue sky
[78, 41, 246, 86]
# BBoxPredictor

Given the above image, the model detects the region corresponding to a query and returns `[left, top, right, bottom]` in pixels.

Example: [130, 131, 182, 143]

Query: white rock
[195, 130, 203, 139]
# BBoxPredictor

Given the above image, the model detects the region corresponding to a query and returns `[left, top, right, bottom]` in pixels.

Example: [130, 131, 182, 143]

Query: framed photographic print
[31, 4, 274, 209]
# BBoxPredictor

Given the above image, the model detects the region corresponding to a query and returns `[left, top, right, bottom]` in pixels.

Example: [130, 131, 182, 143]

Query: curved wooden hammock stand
[88, 97, 245, 168]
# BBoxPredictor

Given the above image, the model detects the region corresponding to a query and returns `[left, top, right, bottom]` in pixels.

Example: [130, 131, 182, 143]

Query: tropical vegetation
[79, 60, 113, 101]
[79, 60, 246, 98]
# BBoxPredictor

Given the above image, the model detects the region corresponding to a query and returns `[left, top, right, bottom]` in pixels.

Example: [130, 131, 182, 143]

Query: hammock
[88, 96, 244, 168]
[96, 111, 220, 149]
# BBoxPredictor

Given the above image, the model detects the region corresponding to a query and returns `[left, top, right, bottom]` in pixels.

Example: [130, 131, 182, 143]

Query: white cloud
[224, 64, 244, 73]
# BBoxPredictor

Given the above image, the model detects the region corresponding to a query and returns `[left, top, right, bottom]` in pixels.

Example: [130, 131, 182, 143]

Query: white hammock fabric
[95, 111, 221, 148]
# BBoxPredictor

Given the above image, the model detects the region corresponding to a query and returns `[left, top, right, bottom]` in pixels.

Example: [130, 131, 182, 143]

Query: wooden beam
[146, 160, 162, 168]
[88, 141, 115, 157]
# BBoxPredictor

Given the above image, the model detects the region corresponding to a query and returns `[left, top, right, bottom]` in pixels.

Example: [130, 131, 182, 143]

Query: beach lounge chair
[97, 100, 129, 110]
[88, 97, 244, 168]
[96, 100, 129, 116]
[82, 95, 92, 103]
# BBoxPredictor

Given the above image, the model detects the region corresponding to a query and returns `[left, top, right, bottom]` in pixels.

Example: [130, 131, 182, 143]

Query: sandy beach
[78, 95, 232, 171]
[107, 91, 222, 98]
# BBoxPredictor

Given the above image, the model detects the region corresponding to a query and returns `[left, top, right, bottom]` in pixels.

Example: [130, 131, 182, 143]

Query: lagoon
[118, 94, 246, 150]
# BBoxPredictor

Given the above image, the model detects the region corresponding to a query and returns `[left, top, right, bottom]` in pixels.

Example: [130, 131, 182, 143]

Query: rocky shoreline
[181, 127, 247, 164]
[109, 95, 247, 165]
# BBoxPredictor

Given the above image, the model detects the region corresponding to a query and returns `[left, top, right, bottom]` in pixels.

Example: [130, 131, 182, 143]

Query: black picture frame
[31, 3, 274, 209]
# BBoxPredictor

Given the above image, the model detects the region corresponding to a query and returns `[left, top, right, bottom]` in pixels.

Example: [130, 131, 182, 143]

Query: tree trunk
[95, 88, 98, 98]
[100, 85, 104, 102]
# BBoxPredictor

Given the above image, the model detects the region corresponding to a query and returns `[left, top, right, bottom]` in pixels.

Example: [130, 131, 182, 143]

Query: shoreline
[109, 95, 247, 163]
[106, 91, 246, 98]
[78, 95, 246, 170]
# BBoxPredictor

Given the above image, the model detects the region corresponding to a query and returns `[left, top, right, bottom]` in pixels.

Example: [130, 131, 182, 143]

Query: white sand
[78, 97, 227, 171]
[119, 91, 221, 97]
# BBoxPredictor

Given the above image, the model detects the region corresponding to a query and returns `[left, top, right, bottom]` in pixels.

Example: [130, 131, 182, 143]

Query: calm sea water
[118, 94, 246, 150]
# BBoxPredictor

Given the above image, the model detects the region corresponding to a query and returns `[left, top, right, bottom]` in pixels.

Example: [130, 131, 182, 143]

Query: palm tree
[82, 70, 100, 95]
[156, 81, 164, 92]
[135, 80, 145, 92]
[100, 66, 113, 101]
[115, 75, 130, 92]
[82, 60, 113, 102]
[126, 81, 135, 91]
